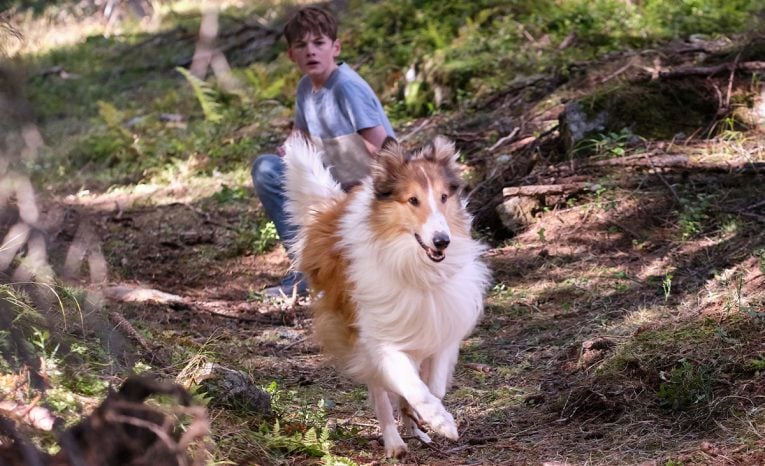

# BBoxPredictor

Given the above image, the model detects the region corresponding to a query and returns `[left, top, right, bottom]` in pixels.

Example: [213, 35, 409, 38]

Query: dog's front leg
[369, 385, 407, 458]
[426, 343, 460, 399]
[377, 348, 458, 440]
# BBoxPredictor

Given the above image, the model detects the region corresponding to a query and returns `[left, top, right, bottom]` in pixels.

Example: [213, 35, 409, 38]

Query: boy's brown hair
[283, 6, 338, 46]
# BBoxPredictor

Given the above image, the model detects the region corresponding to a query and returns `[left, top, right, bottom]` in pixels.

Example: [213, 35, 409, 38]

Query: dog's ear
[372, 138, 407, 200]
[380, 136, 399, 153]
[425, 136, 459, 168]
[421, 136, 462, 194]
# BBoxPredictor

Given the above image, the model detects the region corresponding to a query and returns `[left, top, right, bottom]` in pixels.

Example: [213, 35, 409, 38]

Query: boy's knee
[251, 154, 283, 189]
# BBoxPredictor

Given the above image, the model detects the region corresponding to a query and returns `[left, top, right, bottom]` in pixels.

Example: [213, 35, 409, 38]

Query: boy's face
[288, 32, 341, 88]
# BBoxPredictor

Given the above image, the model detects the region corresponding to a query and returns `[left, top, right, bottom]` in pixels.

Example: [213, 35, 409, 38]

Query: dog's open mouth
[415, 233, 445, 262]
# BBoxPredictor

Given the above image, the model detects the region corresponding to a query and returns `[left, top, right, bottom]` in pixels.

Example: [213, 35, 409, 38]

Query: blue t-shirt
[294, 63, 395, 183]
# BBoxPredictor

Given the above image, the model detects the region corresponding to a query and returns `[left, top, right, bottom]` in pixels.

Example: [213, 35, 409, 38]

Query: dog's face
[369, 137, 469, 263]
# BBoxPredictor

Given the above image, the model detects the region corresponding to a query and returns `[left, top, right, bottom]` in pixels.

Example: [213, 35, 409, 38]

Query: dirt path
[49, 162, 765, 466]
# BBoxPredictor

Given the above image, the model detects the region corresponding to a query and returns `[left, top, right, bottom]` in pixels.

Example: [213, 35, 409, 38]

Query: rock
[496, 196, 540, 233]
[732, 88, 765, 131]
[578, 338, 616, 368]
[559, 101, 609, 156]
[196, 363, 272, 415]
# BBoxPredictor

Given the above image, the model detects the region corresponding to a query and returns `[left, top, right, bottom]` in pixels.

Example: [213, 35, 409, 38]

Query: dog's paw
[382, 426, 408, 458]
[428, 410, 458, 440]
[417, 401, 459, 440]
[383, 437, 408, 458]
[385, 442, 408, 458]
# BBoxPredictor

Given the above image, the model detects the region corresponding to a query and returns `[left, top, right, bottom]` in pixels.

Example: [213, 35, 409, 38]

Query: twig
[724, 53, 742, 111]
[598, 58, 635, 84]
[641, 152, 681, 203]
[738, 211, 765, 223]
[742, 199, 765, 211]
[109, 311, 154, 354]
[442, 444, 473, 454]
[488, 127, 520, 152]
[192, 301, 296, 324]
[399, 119, 432, 142]
[281, 337, 308, 351]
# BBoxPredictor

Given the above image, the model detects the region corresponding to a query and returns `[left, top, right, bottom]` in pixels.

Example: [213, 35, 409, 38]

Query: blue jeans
[251, 154, 306, 292]
[251, 154, 296, 246]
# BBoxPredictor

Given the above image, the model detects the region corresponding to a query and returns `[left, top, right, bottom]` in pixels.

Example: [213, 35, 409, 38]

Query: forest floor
[48, 105, 765, 466]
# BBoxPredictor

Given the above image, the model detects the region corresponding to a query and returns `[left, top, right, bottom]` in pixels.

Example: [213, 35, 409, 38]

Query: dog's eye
[408, 196, 419, 206]
[441, 193, 448, 203]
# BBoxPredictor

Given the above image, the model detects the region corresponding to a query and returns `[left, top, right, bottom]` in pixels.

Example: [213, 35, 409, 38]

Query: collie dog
[283, 134, 490, 457]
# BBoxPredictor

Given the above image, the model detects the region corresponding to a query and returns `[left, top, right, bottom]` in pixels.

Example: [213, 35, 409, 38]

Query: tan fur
[299, 192, 358, 361]
[370, 158, 470, 243]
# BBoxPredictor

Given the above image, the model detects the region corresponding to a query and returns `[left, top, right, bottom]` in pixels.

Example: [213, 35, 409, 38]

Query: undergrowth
[9, 0, 763, 188]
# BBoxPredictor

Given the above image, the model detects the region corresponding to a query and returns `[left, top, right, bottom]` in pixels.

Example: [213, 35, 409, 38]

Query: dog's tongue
[427, 248, 445, 262]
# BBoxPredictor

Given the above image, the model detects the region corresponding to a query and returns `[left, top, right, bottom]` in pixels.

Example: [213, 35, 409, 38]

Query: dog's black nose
[433, 232, 450, 251]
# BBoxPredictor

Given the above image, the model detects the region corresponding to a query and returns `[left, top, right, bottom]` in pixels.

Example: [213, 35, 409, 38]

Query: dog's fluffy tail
[283, 133, 344, 227]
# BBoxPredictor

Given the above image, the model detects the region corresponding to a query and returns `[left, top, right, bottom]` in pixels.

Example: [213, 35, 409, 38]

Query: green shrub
[657, 359, 713, 411]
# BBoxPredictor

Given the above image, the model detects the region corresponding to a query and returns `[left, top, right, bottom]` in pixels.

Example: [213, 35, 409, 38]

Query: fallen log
[542, 153, 765, 176]
[585, 155, 765, 173]
[503, 183, 593, 198]
[640, 60, 765, 80]
[505, 155, 765, 199]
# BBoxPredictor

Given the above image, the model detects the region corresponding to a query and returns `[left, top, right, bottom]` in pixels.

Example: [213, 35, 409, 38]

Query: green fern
[244, 65, 288, 100]
[176, 66, 223, 123]
[257, 419, 357, 464]
[96, 101, 123, 128]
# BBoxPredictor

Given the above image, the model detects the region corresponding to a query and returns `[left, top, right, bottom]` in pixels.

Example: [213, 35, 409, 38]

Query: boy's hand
[359, 125, 389, 155]
[276, 144, 286, 157]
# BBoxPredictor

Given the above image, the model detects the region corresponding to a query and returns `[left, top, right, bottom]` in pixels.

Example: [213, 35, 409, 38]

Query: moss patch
[583, 80, 718, 140]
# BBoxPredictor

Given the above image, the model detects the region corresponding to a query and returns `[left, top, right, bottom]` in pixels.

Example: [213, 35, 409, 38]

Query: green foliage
[212, 185, 250, 203]
[344, 0, 763, 114]
[176, 67, 223, 123]
[675, 193, 713, 240]
[490, 282, 515, 301]
[263, 381, 328, 429]
[234, 216, 279, 256]
[257, 419, 330, 457]
[662, 274, 673, 302]
[644, 0, 760, 38]
[744, 357, 765, 375]
[243, 62, 298, 103]
[65, 372, 108, 396]
[256, 382, 357, 465]
[0, 281, 119, 422]
[580, 128, 636, 158]
[65, 101, 137, 169]
[657, 359, 713, 411]
[46, 385, 81, 415]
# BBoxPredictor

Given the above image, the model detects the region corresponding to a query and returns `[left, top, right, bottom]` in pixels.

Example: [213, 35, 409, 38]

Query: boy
[251, 6, 396, 298]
